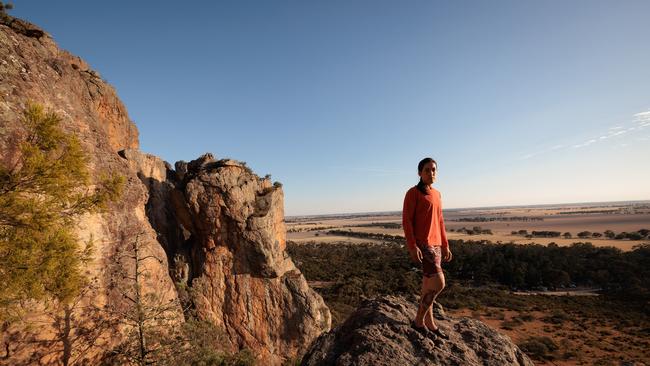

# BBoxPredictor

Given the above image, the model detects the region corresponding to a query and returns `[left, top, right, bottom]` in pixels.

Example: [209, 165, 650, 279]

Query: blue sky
[13, 1, 650, 215]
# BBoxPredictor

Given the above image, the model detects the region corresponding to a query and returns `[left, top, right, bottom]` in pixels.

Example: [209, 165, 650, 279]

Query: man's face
[418, 162, 437, 186]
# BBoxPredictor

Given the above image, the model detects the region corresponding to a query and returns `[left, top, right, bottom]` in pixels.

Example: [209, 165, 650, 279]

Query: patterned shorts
[418, 243, 443, 277]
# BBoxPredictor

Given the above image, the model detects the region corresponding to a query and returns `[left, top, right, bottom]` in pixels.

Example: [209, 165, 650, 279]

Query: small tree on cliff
[104, 230, 255, 366]
[0, 103, 123, 320]
[0, 1, 13, 23]
[103, 230, 182, 365]
[0, 2, 13, 12]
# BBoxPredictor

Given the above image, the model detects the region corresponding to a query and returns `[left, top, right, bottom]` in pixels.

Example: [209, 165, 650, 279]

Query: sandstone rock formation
[1, 16, 329, 365]
[122, 150, 332, 363]
[301, 296, 534, 366]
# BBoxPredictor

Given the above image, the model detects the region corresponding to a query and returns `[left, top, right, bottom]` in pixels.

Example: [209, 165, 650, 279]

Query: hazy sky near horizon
[13, 1, 650, 215]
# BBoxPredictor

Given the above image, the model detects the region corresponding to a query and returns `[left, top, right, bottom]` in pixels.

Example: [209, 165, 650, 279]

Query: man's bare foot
[424, 314, 437, 331]
[431, 327, 449, 340]
[424, 315, 449, 339]
[411, 320, 437, 340]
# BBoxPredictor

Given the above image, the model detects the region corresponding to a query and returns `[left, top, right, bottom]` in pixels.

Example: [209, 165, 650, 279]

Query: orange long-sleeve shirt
[402, 186, 449, 250]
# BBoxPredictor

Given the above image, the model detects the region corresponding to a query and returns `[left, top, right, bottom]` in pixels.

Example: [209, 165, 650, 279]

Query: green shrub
[501, 318, 523, 330]
[519, 336, 558, 360]
[543, 310, 570, 324]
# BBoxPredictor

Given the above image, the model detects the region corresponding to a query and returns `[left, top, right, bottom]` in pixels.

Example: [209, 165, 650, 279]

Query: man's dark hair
[416, 157, 437, 194]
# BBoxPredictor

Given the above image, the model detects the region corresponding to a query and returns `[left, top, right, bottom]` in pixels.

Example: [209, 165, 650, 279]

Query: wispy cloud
[572, 139, 597, 149]
[519, 109, 650, 159]
[633, 111, 650, 127]
[331, 166, 410, 176]
[633, 111, 650, 119]
[570, 109, 650, 149]
[519, 144, 564, 160]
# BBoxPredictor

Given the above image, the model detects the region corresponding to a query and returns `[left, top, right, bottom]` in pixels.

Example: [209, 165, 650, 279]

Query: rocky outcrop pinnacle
[122, 150, 332, 364]
[301, 296, 534, 366]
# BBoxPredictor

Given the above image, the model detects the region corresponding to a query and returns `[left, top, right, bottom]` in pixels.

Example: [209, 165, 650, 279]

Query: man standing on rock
[402, 157, 452, 340]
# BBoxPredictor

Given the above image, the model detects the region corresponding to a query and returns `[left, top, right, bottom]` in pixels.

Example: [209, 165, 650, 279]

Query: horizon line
[285, 199, 650, 218]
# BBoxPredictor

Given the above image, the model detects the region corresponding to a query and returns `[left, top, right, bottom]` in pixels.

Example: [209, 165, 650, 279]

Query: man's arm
[403, 189, 422, 263]
[439, 192, 452, 262]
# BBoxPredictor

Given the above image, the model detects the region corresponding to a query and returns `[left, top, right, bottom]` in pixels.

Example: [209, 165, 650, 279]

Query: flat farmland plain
[287, 201, 650, 251]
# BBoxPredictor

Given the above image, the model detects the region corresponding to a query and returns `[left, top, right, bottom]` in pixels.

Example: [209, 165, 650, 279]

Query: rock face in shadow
[301, 296, 533, 366]
[1, 16, 329, 365]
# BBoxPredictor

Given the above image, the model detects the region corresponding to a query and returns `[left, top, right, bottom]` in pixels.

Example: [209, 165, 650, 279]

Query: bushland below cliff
[288, 239, 650, 364]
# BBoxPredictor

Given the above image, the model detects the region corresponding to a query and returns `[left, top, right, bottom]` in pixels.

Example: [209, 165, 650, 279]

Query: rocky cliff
[0, 16, 329, 365]
[301, 296, 534, 366]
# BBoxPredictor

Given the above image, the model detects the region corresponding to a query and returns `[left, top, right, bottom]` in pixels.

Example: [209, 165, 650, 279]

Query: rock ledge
[301, 296, 533, 366]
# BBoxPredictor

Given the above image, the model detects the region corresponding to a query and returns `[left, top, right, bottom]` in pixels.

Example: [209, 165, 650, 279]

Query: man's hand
[442, 246, 453, 262]
[408, 246, 423, 264]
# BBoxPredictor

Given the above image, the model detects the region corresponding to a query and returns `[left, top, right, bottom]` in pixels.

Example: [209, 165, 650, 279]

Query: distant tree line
[326, 229, 404, 242]
[511, 229, 649, 240]
[287, 226, 335, 233]
[346, 222, 402, 229]
[450, 226, 493, 235]
[451, 216, 544, 222]
[510, 230, 562, 238]
[557, 210, 619, 215]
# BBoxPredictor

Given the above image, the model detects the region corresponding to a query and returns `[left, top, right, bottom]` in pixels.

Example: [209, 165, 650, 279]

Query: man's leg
[414, 274, 441, 328]
[424, 272, 445, 330]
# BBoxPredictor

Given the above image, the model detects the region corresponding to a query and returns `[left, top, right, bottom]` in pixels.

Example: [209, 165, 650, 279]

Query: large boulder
[301, 296, 533, 366]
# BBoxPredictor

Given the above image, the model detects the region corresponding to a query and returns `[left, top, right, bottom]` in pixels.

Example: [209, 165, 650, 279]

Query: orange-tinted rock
[125, 151, 332, 365]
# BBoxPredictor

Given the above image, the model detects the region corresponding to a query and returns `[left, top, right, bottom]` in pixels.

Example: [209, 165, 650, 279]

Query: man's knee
[420, 290, 436, 307]
[432, 273, 445, 290]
